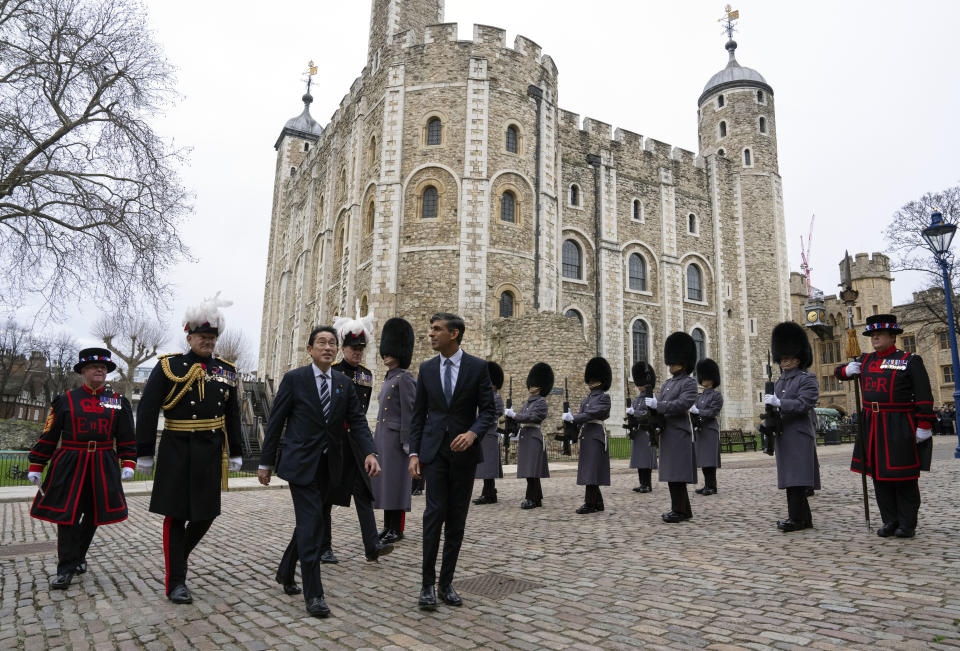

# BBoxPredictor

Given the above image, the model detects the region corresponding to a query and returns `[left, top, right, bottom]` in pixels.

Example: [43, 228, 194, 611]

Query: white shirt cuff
[258, 465, 272, 470]
[409, 453, 418, 457]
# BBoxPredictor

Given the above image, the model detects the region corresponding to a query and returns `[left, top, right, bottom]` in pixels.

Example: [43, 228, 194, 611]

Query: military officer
[692, 358, 724, 496]
[564, 357, 612, 514]
[505, 362, 553, 509]
[27, 348, 136, 590]
[626, 361, 658, 493]
[472, 362, 505, 505]
[835, 313, 934, 538]
[136, 295, 243, 604]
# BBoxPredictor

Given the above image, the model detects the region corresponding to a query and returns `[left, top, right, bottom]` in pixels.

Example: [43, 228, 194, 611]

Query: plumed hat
[183, 292, 232, 335]
[584, 356, 612, 391]
[74, 348, 116, 373]
[862, 313, 903, 337]
[664, 331, 697, 374]
[333, 299, 375, 348]
[379, 318, 415, 369]
[696, 358, 721, 388]
[771, 321, 813, 369]
[527, 362, 555, 397]
[631, 361, 656, 389]
[487, 361, 505, 391]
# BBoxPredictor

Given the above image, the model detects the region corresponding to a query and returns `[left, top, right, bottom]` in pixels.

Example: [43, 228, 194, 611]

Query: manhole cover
[457, 572, 541, 599]
[0, 541, 57, 559]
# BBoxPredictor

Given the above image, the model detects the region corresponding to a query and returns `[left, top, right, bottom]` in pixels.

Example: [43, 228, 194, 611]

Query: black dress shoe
[877, 522, 899, 538]
[694, 487, 706, 495]
[639, 485, 652, 493]
[472, 495, 497, 505]
[575, 503, 597, 514]
[701, 488, 717, 496]
[520, 499, 536, 509]
[439, 584, 462, 606]
[377, 528, 389, 540]
[633, 486, 643, 492]
[168, 584, 193, 604]
[662, 511, 691, 523]
[380, 530, 402, 544]
[51, 572, 73, 590]
[894, 527, 915, 538]
[306, 596, 330, 618]
[777, 518, 809, 532]
[418, 585, 437, 611]
[412, 489, 423, 496]
[319, 549, 339, 564]
[75, 560, 87, 575]
[283, 582, 302, 595]
[366, 542, 395, 562]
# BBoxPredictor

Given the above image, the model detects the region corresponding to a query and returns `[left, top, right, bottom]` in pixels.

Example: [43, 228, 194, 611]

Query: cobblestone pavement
[2, 438, 960, 650]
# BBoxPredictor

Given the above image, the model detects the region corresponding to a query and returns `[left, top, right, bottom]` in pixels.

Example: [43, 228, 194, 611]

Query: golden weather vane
[718, 4, 740, 40]
[302, 60, 318, 94]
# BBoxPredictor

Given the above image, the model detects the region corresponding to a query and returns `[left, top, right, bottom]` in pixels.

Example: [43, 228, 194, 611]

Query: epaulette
[157, 352, 181, 360]
[216, 356, 236, 369]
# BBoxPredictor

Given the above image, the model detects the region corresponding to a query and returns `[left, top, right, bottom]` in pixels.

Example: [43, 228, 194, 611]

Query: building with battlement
[259, 0, 792, 430]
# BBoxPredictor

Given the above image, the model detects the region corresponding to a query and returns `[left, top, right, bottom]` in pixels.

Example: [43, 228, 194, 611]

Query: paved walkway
[2, 439, 960, 650]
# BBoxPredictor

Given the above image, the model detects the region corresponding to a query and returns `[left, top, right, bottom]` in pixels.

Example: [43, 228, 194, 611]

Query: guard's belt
[164, 416, 226, 432]
[863, 401, 916, 413]
[61, 441, 114, 450]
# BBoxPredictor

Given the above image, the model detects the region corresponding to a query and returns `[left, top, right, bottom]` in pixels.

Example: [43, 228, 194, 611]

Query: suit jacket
[409, 350, 497, 465]
[259, 365, 376, 500]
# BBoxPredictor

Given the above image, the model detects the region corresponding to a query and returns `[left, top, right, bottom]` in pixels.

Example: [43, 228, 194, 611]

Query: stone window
[717, 94, 725, 108]
[367, 135, 377, 166]
[943, 365, 954, 384]
[686, 264, 703, 301]
[902, 335, 916, 353]
[628, 253, 647, 291]
[565, 309, 583, 325]
[632, 320, 649, 365]
[500, 191, 516, 223]
[499, 291, 515, 318]
[364, 199, 375, 235]
[562, 239, 582, 279]
[336, 168, 347, 201]
[692, 328, 706, 361]
[421, 186, 438, 219]
[569, 184, 580, 207]
[759, 116, 767, 134]
[335, 224, 345, 259]
[427, 117, 443, 146]
[632, 199, 642, 222]
[506, 125, 518, 154]
[717, 148, 725, 157]
[719, 121, 726, 138]
[743, 148, 752, 167]
[359, 294, 369, 316]
[688, 213, 699, 235]
[757, 90, 765, 104]
[303, 142, 310, 152]
[290, 166, 297, 177]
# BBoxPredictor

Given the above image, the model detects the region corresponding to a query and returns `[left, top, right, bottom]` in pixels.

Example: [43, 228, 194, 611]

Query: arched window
[743, 148, 752, 166]
[427, 117, 442, 145]
[498, 291, 514, 318]
[757, 90, 765, 103]
[500, 191, 516, 223]
[367, 135, 377, 166]
[290, 166, 297, 177]
[632, 199, 642, 221]
[364, 200, 375, 234]
[359, 294, 369, 316]
[628, 253, 646, 291]
[303, 142, 310, 152]
[570, 184, 579, 206]
[759, 116, 767, 134]
[688, 213, 697, 234]
[692, 328, 706, 361]
[719, 121, 726, 138]
[717, 94, 725, 108]
[505, 125, 518, 153]
[687, 264, 703, 301]
[717, 148, 725, 157]
[565, 309, 583, 325]
[562, 239, 582, 279]
[632, 320, 649, 364]
[335, 225, 345, 259]
[421, 186, 438, 219]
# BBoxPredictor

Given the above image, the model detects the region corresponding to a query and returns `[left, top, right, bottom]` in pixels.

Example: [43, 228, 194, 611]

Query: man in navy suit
[258, 326, 382, 618]
[408, 313, 497, 610]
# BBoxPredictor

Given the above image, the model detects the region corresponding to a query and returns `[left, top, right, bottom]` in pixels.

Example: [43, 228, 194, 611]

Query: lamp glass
[922, 221, 957, 256]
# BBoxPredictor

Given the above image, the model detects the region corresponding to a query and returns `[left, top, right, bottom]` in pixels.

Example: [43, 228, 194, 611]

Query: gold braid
[160, 357, 207, 410]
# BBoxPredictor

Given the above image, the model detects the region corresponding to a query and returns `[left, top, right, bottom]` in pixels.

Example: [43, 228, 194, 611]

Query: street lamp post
[921, 210, 960, 458]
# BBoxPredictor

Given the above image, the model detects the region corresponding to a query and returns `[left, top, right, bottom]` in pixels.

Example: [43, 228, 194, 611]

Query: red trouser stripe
[163, 516, 171, 595]
[400, 510, 405, 532]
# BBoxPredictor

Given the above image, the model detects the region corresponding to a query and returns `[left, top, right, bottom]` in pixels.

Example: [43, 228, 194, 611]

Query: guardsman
[692, 358, 724, 496]
[27, 348, 136, 590]
[472, 362, 505, 505]
[564, 357, 612, 514]
[835, 313, 934, 538]
[765, 321, 820, 532]
[649, 332, 698, 523]
[136, 295, 243, 604]
[627, 361, 658, 493]
[506, 362, 553, 509]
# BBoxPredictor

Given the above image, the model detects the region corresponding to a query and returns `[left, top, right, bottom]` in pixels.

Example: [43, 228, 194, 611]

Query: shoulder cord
[160, 357, 207, 410]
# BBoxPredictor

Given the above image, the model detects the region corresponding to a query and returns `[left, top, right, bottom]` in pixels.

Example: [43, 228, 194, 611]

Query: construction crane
[799, 214, 815, 300]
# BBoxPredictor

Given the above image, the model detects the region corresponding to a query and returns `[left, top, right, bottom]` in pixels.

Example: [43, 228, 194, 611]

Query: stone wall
[0, 419, 42, 451]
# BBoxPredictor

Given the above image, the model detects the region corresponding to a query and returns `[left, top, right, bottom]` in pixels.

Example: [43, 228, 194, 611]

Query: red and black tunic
[28, 385, 136, 525]
[835, 346, 934, 481]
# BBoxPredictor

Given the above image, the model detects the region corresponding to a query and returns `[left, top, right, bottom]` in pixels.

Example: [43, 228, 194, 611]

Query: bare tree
[93, 311, 167, 397]
[213, 329, 253, 372]
[0, 0, 191, 321]
[0, 319, 35, 394]
[37, 331, 79, 403]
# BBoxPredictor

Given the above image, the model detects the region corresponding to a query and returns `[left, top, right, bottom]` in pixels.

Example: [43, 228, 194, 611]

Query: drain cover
[457, 572, 541, 599]
[0, 541, 57, 559]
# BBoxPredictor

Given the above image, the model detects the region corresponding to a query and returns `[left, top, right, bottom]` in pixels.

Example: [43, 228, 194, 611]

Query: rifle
[503, 377, 519, 463]
[555, 377, 578, 455]
[643, 386, 665, 448]
[624, 379, 640, 440]
[758, 350, 782, 456]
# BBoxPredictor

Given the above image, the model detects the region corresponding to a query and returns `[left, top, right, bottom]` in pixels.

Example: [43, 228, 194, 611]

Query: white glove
[228, 456, 243, 472]
[27, 471, 42, 487]
[916, 427, 933, 442]
[120, 467, 135, 481]
[504, 408, 516, 419]
[763, 394, 781, 408]
[625, 407, 635, 416]
[561, 411, 574, 423]
[644, 396, 657, 410]
[689, 405, 700, 415]
[845, 361, 861, 376]
[136, 457, 154, 474]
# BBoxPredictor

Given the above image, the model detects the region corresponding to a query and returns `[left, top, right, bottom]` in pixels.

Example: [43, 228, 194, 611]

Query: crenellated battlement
[848, 252, 891, 279]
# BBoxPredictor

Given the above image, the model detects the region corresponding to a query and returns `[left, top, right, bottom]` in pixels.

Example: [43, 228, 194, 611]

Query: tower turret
[368, 0, 445, 66]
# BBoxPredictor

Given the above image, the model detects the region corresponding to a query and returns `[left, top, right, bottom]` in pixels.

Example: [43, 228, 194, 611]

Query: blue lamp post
[921, 210, 960, 458]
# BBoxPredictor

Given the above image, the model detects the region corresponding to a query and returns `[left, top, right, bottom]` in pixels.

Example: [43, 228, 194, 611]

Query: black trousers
[320, 473, 379, 553]
[637, 468, 652, 488]
[162, 517, 213, 594]
[873, 477, 921, 530]
[481, 478, 497, 498]
[57, 474, 98, 575]
[785, 486, 812, 525]
[701, 467, 717, 489]
[421, 447, 476, 588]
[525, 478, 542, 502]
[411, 476, 424, 493]
[668, 482, 692, 517]
[288, 472, 330, 601]
[383, 509, 405, 533]
[584, 484, 603, 507]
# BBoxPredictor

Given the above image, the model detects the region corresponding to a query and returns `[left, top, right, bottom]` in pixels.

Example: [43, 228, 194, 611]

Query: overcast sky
[16, 0, 959, 363]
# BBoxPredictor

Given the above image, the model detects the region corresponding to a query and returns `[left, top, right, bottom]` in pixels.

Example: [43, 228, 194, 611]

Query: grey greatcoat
[694, 388, 723, 469]
[474, 392, 505, 480]
[575, 389, 611, 486]
[515, 395, 550, 479]
[628, 395, 658, 470]
[769, 367, 821, 490]
[371, 367, 416, 511]
[656, 374, 698, 484]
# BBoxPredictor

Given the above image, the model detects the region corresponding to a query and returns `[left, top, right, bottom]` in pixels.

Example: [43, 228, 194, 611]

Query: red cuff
[121, 460, 136, 469]
[28, 463, 44, 473]
[917, 421, 933, 430]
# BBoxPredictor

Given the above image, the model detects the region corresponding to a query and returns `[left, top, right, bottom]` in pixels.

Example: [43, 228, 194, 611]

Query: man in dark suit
[258, 326, 383, 618]
[408, 313, 497, 610]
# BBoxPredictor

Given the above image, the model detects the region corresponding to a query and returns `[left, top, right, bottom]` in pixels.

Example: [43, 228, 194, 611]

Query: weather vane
[303, 60, 318, 94]
[718, 4, 739, 40]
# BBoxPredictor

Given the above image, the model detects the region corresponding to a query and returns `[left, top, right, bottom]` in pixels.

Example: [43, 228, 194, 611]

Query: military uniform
[474, 362, 505, 504]
[571, 357, 612, 514]
[692, 358, 724, 496]
[371, 366, 416, 538]
[514, 362, 553, 509]
[627, 361, 658, 493]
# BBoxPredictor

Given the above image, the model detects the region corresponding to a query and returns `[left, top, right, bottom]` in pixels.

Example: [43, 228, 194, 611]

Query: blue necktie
[443, 359, 453, 405]
[319, 373, 330, 420]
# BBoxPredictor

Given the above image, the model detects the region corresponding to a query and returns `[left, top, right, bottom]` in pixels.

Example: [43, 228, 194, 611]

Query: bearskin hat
[664, 331, 697, 374]
[631, 361, 656, 390]
[696, 358, 721, 388]
[771, 321, 813, 369]
[584, 356, 612, 391]
[379, 318, 415, 370]
[526, 362, 555, 397]
[487, 361, 505, 391]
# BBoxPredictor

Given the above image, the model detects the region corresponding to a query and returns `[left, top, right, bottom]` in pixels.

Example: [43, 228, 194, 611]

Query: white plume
[183, 291, 233, 332]
[333, 299, 375, 344]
